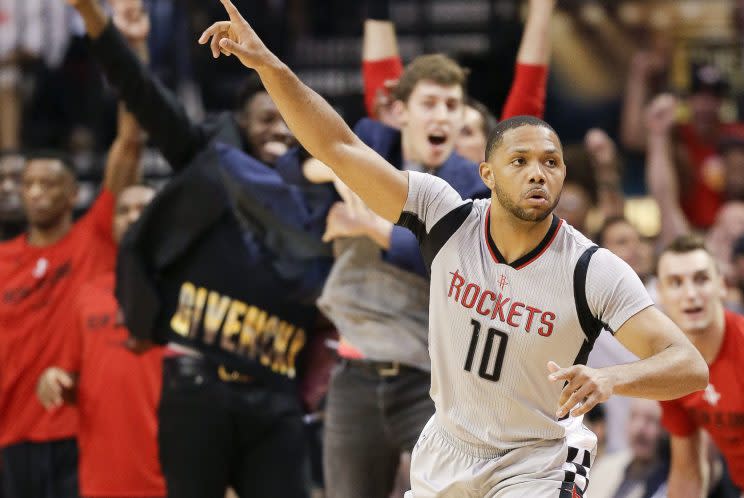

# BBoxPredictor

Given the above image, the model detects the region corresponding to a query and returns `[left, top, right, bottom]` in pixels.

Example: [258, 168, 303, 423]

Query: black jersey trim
[571, 245, 609, 367]
[398, 202, 473, 273]
[484, 212, 561, 269]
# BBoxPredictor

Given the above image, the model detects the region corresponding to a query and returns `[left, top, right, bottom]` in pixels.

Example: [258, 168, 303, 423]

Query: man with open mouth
[656, 235, 744, 497]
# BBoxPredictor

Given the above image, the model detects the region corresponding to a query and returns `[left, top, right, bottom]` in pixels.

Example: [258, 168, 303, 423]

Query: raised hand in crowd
[620, 48, 670, 151]
[111, 0, 150, 54]
[585, 128, 624, 219]
[322, 180, 393, 250]
[645, 93, 677, 136]
[645, 94, 689, 249]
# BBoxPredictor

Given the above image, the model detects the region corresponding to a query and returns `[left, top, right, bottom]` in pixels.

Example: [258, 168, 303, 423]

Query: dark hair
[234, 73, 267, 111]
[656, 234, 712, 275]
[392, 54, 469, 103]
[24, 150, 76, 176]
[485, 115, 559, 161]
[595, 216, 634, 247]
[465, 98, 498, 139]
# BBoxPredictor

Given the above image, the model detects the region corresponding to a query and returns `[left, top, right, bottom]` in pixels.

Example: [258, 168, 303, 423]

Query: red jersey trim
[484, 206, 562, 270]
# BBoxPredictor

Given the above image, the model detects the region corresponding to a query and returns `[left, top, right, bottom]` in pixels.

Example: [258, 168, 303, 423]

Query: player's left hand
[547, 361, 616, 418]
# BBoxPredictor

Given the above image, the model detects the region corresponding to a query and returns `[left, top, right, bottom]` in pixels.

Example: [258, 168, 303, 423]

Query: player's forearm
[516, 0, 555, 65]
[256, 61, 407, 221]
[603, 342, 707, 400]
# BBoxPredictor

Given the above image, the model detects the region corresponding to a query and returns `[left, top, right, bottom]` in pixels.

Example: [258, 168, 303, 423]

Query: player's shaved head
[485, 116, 560, 161]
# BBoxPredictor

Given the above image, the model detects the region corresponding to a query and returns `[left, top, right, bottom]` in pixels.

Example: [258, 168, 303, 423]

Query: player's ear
[479, 162, 494, 190]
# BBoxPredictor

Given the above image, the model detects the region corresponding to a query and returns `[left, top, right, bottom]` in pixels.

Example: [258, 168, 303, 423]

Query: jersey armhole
[398, 202, 473, 274]
[571, 245, 609, 366]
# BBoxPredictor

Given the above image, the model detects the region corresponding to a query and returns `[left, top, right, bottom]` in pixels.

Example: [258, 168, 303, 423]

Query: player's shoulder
[550, 219, 597, 260]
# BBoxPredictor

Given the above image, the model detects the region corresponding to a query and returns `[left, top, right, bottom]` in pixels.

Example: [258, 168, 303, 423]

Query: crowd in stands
[1, 0, 744, 497]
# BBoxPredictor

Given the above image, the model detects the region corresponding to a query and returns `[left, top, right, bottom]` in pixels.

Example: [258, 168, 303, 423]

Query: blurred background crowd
[2, 0, 744, 497]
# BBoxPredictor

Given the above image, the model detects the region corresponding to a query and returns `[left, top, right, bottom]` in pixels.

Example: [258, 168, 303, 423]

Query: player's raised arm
[198, 0, 408, 222]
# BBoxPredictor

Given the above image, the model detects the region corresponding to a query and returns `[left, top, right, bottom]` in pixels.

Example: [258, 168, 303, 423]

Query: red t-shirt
[63, 272, 165, 498]
[0, 191, 116, 447]
[678, 123, 744, 229]
[661, 311, 744, 489]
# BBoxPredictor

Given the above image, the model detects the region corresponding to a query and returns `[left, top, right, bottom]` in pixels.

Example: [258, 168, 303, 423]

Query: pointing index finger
[219, 0, 246, 23]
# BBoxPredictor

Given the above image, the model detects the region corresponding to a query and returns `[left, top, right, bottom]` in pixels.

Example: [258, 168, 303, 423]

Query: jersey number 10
[464, 319, 509, 382]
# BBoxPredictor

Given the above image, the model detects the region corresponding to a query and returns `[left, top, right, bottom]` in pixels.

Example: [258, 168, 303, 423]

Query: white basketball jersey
[398, 171, 653, 452]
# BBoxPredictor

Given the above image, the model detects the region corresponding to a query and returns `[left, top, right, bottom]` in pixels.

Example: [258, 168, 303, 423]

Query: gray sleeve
[585, 248, 654, 334]
[399, 171, 467, 232]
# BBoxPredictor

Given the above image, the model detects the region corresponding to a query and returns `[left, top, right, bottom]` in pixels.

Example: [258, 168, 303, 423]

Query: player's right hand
[37, 367, 76, 410]
[198, 0, 276, 71]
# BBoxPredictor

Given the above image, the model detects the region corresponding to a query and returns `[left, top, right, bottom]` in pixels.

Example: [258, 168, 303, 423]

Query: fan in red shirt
[37, 183, 163, 498]
[0, 129, 141, 498]
[656, 235, 744, 495]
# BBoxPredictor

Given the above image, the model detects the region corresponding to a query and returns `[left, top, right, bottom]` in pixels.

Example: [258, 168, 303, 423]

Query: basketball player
[198, 2, 708, 495]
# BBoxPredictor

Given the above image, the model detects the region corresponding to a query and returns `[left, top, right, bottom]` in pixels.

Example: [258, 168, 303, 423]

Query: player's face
[657, 249, 727, 336]
[22, 159, 77, 229]
[397, 80, 464, 168]
[113, 185, 155, 244]
[627, 399, 662, 463]
[0, 154, 25, 222]
[456, 106, 487, 163]
[237, 92, 295, 166]
[481, 125, 565, 223]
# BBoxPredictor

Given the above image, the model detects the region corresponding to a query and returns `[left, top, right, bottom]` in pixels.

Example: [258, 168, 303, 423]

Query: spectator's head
[554, 182, 591, 234]
[627, 399, 663, 464]
[0, 151, 25, 223]
[689, 63, 728, 129]
[234, 74, 295, 166]
[22, 152, 78, 230]
[597, 217, 644, 275]
[113, 184, 156, 244]
[457, 98, 497, 163]
[718, 130, 744, 200]
[656, 235, 726, 337]
[392, 54, 468, 168]
[481, 116, 565, 223]
[732, 235, 744, 296]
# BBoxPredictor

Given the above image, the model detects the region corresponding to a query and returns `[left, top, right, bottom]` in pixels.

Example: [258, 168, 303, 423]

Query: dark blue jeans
[323, 360, 433, 498]
[1, 439, 78, 498]
[158, 356, 310, 498]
